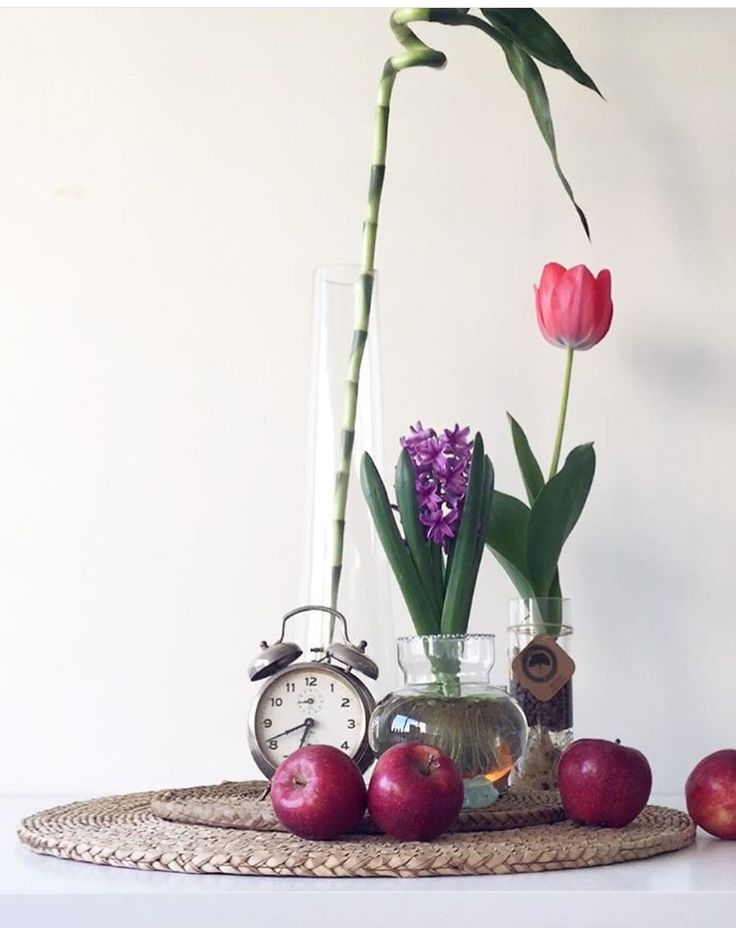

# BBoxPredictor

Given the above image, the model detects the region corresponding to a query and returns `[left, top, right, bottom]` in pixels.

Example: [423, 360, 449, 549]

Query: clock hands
[268, 717, 315, 744]
[298, 717, 315, 748]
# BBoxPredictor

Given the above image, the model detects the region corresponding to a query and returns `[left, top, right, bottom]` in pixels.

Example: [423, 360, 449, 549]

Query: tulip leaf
[526, 443, 596, 597]
[480, 9, 602, 98]
[508, 413, 545, 506]
[499, 42, 590, 240]
[442, 436, 493, 634]
[395, 448, 443, 615]
[485, 490, 535, 599]
[361, 453, 441, 635]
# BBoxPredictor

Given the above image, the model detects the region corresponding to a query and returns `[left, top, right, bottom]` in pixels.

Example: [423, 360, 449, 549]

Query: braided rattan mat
[151, 780, 565, 833]
[18, 790, 695, 878]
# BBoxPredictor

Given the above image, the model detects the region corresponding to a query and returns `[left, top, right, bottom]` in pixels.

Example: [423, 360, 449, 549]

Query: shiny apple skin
[367, 742, 464, 841]
[271, 745, 367, 840]
[558, 738, 652, 828]
[685, 749, 736, 840]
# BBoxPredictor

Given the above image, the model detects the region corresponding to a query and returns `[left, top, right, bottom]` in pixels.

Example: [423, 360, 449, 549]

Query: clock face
[252, 664, 370, 772]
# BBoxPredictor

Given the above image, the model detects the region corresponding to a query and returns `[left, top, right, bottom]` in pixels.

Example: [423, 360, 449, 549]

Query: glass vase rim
[509, 596, 571, 605]
[397, 633, 496, 643]
[313, 263, 379, 286]
[508, 623, 573, 636]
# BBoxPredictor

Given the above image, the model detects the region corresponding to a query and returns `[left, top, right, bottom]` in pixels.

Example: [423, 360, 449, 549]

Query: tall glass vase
[298, 265, 394, 692]
[508, 598, 574, 791]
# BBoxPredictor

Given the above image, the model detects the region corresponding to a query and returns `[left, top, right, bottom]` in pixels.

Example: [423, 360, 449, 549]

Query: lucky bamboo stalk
[330, 9, 449, 611]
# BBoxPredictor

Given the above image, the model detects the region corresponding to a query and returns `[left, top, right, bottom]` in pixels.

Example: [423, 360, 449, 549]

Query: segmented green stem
[330, 9, 448, 611]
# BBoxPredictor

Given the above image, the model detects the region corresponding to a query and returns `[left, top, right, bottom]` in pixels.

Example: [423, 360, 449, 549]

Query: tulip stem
[549, 347, 575, 479]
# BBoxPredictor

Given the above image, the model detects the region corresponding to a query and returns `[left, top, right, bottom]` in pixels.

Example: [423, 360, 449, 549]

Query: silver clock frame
[247, 660, 376, 778]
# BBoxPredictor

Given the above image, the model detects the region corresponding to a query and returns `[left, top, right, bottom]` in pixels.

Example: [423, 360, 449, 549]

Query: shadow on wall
[627, 336, 736, 406]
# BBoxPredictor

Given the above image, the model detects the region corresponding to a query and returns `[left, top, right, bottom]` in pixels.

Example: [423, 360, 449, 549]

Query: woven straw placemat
[18, 790, 694, 878]
[151, 780, 565, 833]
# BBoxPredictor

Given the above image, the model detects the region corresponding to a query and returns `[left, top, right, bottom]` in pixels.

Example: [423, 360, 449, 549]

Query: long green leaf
[485, 490, 535, 599]
[526, 443, 596, 597]
[486, 491, 531, 577]
[441, 436, 492, 634]
[508, 413, 544, 506]
[500, 43, 590, 239]
[469, 455, 495, 598]
[480, 9, 602, 97]
[361, 453, 441, 634]
[395, 449, 443, 614]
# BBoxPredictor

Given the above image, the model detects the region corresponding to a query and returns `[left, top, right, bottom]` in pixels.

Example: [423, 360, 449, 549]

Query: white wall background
[1, 8, 735, 796]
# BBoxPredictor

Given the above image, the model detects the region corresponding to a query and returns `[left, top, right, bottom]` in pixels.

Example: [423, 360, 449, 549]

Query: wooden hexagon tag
[511, 635, 575, 702]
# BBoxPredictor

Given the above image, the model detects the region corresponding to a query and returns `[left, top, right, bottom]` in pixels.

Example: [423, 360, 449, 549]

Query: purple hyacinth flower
[416, 474, 442, 511]
[421, 436, 452, 477]
[419, 506, 459, 545]
[443, 460, 469, 504]
[400, 422, 475, 547]
[444, 424, 473, 461]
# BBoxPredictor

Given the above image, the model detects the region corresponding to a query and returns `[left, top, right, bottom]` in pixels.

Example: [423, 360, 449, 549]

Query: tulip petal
[586, 269, 613, 348]
[535, 263, 568, 347]
[549, 265, 597, 348]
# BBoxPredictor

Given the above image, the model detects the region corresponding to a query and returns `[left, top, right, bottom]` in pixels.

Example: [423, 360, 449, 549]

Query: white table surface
[2, 792, 735, 928]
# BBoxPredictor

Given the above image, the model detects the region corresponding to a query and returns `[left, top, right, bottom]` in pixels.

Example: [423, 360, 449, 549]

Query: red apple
[685, 749, 736, 840]
[271, 745, 367, 839]
[367, 743, 464, 841]
[558, 738, 652, 828]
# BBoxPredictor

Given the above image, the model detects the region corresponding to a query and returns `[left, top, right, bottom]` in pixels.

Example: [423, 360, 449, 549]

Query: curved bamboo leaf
[500, 44, 590, 239]
[361, 453, 441, 634]
[480, 9, 602, 97]
[508, 413, 544, 506]
[526, 443, 596, 597]
[395, 449, 443, 614]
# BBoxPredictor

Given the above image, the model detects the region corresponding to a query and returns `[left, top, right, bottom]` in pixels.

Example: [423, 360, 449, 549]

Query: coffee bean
[511, 679, 573, 732]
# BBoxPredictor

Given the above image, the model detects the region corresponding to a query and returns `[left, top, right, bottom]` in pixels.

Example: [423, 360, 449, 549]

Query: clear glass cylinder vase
[298, 265, 394, 691]
[508, 598, 574, 790]
[370, 635, 528, 800]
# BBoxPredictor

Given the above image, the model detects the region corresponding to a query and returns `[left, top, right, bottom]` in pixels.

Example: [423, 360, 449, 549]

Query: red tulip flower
[535, 263, 613, 478]
[535, 263, 613, 351]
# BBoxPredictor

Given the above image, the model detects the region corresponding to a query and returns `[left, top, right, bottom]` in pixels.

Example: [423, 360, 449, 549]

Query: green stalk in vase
[329, 8, 601, 619]
[330, 9, 450, 613]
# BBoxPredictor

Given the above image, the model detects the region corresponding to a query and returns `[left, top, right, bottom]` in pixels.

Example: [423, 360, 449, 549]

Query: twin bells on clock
[247, 605, 378, 683]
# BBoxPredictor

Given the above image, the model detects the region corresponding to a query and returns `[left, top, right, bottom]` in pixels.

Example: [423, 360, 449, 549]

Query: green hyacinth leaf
[480, 9, 602, 98]
[500, 43, 590, 239]
[395, 448, 444, 614]
[441, 436, 493, 634]
[526, 443, 596, 597]
[485, 490, 535, 600]
[361, 453, 441, 634]
[507, 413, 545, 506]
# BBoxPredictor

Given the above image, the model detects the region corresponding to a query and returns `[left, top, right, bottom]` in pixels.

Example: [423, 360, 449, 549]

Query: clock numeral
[347, 719, 356, 729]
[305, 676, 317, 687]
[286, 683, 296, 692]
[268, 739, 278, 750]
[330, 683, 335, 692]
[262, 718, 272, 728]
[340, 741, 349, 750]
[341, 697, 351, 708]
[270, 697, 283, 707]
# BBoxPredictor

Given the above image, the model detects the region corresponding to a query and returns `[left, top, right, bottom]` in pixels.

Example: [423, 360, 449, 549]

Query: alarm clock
[247, 605, 378, 777]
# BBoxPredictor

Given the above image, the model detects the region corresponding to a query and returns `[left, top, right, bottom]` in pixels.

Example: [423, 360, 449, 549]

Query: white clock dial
[253, 665, 368, 769]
